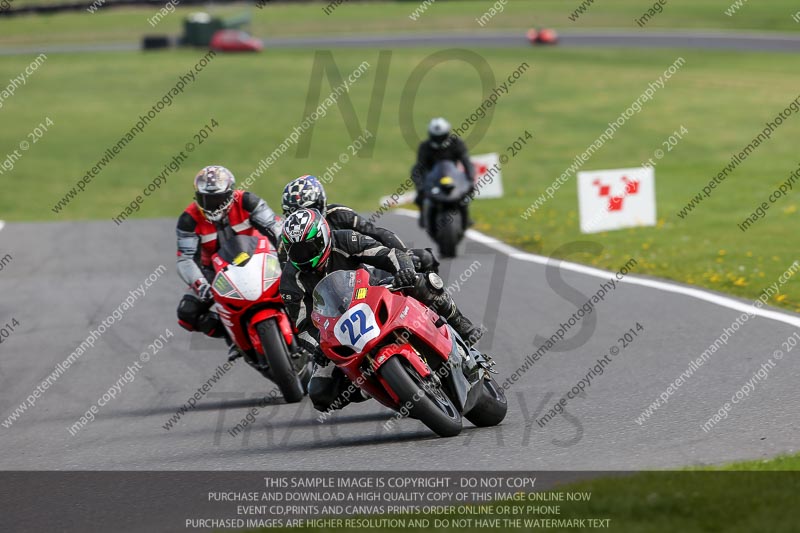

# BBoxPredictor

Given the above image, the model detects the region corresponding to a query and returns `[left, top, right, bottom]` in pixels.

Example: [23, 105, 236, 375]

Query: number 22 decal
[340, 309, 374, 345]
[335, 304, 380, 351]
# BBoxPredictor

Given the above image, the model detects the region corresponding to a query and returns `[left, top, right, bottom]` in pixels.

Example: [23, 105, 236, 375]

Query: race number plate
[334, 303, 380, 352]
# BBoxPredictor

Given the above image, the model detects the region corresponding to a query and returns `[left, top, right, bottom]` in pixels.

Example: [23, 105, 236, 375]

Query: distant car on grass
[210, 30, 263, 52]
[526, 28, 559, 45]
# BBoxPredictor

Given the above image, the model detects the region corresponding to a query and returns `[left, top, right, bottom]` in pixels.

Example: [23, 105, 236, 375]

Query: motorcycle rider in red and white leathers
[175, 166, 282, 363]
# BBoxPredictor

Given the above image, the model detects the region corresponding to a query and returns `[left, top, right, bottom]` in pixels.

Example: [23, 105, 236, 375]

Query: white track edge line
[393, 209, 800, 329]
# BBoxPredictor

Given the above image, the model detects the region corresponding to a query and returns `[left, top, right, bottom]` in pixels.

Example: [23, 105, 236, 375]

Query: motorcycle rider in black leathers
[280, 174, 439, 273]
[410, 118, 476, 226]
[279, 208, 483, 412]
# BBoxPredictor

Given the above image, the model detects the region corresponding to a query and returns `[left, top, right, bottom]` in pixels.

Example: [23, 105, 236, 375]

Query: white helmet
[427, 117, 452, 148]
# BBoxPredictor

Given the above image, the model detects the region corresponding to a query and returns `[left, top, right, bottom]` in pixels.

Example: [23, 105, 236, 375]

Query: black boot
[447, 307, 483, 346]
[413, 274, 483, 346]
[462, 205, 474, 229]
[308, 363, 368, 412]
[434, 295, 483, 346]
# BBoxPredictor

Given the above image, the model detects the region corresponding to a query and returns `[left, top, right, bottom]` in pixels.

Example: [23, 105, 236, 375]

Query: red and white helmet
[194, 165, 235, 222]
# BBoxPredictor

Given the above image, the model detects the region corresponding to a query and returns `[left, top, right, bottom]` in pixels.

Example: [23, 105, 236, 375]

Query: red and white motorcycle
[210, 226, 310, 403]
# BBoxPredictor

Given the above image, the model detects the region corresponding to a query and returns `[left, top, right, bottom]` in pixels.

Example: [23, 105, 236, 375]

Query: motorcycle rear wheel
[379, 356, 462, 437]
[435, 208, 461, 258]
[465, 376, 508, 427]
[256, 319, 304, 403]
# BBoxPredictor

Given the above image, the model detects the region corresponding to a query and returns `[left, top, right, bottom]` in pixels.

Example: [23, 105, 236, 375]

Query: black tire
[256, 319, 304, 403]
[379, 356, 462, 438]
[436, 209, 461, 258]
[465, 376, 508, 427]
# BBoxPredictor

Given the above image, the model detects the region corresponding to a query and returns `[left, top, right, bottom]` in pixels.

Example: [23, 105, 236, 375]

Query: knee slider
[309, 368, 351, 412]
[308, 377, 341, 412]
[197, 311, 224, 338]
[177, 294, 202, 325]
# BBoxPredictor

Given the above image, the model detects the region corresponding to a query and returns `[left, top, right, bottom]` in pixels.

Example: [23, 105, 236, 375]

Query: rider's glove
[194, 281, 214, 303]
[393, 267, 418, 289]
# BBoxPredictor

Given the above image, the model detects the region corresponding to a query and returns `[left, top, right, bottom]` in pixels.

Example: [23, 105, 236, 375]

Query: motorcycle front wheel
[256, 319, 305, 403]
[379, 356, 462, 438]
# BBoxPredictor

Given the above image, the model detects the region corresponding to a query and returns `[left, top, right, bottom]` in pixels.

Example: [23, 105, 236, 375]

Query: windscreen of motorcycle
[312, 270, 356, 321]
[261, 253, 281, 287]
[426, 160, 471, 200]
[215, 253, 280, 301]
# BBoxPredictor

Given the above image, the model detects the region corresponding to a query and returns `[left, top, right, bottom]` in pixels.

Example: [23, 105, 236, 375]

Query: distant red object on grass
[210, 30, 263, 52]
[527, 28, 559, 45]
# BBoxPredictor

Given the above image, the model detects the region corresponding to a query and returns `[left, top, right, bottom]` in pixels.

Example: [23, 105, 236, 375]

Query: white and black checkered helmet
[281, 175, 327, 216]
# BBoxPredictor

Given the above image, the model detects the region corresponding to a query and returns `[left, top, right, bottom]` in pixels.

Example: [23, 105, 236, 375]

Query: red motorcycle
[311, 269, 507, 437]
[210, 226, 309, 403]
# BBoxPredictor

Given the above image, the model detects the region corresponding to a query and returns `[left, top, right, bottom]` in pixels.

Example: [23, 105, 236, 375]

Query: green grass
[1, 0, 799, 47]
[1, 45, 799, 312]
[693, 452, 800, 471]
[248, 454, 800, 533]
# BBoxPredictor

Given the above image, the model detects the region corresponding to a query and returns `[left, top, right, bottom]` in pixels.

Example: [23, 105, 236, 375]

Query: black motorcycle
[422, 160, 472, 258]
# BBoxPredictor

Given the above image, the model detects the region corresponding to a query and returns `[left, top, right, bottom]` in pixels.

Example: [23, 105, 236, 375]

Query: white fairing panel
[226, 253, 267, 301]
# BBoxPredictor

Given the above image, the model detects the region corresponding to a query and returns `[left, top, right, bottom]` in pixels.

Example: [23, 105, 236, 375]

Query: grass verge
[1, 46, 797, 311]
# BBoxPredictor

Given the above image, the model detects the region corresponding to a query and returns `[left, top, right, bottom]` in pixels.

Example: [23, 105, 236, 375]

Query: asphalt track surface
[258, 30, 800, 52]
[0, 213, 798, 471]
[2, 29, 800, 56]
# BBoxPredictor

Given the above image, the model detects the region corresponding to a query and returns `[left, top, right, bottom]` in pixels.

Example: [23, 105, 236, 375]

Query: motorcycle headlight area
[263, 254, 281, 291]
[213, 274, 243, 300]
